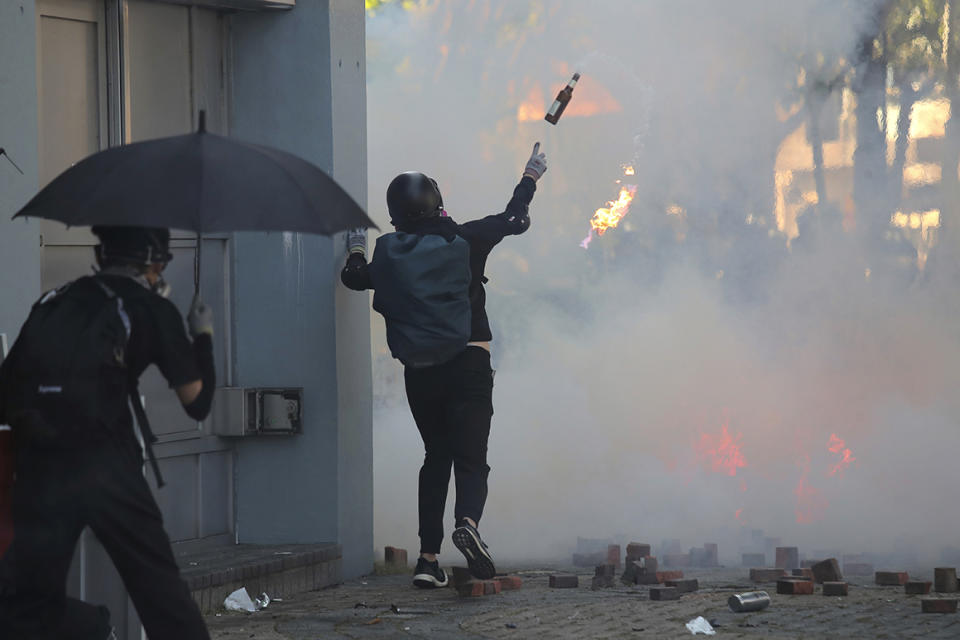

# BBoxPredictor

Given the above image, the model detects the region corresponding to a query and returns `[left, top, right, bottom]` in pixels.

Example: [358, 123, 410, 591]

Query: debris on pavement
[685, 616, 716, 635]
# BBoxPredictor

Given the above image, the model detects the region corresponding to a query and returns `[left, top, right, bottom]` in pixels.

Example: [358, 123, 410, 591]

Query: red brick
[921, 598, 958, 613]
[843, 562, 873, 575]
[456, 579, 501, 597]
[496, 575, 522, 591]
[823, 581, 848, 596]
[934, 567, 958, 593]
[792, 568, 814, 580]
[665, 578, 698, 593]
[384, 547, 408, 567]
[662, 554, 690, 568]
[775, 547, 799, 570]
[777, 579, 814, 595]
[606, 544, 621, 568]
[750, 568, 787, 583]
[626, 543, 651, 560]
[549, 574, 578, 588]
[649, 586, 680, 601]
[595, 563, 616, 577]
[656, 571, 684, 582]
[875, 571, 909, 586]
[906, 581, 932, 595]
[811, 558, 843, 584]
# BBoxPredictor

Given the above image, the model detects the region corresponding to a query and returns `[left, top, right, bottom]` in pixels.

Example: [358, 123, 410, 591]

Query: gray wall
[228, 0, 373, 578]
[0, 0, 42, 346]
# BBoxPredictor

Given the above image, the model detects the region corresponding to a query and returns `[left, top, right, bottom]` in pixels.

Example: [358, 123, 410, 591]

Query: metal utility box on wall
[211, 387, 303, 436]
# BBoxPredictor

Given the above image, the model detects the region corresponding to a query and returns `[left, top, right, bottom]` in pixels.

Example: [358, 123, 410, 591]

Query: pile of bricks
[451, 567, 523, 597]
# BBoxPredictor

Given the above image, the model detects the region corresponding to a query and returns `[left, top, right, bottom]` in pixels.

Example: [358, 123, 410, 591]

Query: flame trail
[589, 185, 637, 236]
[827, 433, 855, 477]
[695, 421, 746, 477]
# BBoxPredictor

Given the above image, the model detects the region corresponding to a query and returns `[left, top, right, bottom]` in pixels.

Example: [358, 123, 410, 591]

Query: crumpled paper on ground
[224, 587, 270, 613]
[685, 616, 716, 635]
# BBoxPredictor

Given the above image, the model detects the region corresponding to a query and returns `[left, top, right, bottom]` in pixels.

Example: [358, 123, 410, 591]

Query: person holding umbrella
[341, 142, 547, 587]
[0, 226, 215, 639]
[0, 112, 375, 639]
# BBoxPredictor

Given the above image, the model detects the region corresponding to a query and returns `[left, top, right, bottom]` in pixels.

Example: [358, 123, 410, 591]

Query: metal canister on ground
[728, 591, 772, 612]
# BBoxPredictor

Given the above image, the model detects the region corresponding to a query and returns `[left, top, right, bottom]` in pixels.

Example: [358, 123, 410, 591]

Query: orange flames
[696, 422, 746, 477]
[827, 433, 855, 477]
[590, 185, 638, 236]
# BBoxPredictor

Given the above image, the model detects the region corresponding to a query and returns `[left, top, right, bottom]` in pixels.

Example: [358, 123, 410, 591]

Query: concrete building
[0, 0, 372, 636]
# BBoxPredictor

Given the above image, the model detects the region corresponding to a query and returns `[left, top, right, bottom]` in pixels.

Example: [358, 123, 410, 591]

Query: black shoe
[413, 557, 449, 589]
[452, 520, 496, 580]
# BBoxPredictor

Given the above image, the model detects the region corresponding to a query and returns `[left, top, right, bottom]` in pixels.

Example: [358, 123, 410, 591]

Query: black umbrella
[14, 112, 377, 290]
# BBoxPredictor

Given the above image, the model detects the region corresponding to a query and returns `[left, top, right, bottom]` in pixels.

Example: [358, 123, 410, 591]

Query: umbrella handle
[194, 231, 202, 296]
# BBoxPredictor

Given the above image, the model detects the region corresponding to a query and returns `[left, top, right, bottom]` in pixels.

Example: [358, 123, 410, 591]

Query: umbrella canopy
[13, 113, 376, 234]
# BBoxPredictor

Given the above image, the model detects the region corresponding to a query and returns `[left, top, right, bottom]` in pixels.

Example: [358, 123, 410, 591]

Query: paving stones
[777, 578, 814, 595]
[621, 557, 658, 585]
[626, 543, 651, 560]
[649, 586, 680, 601]
[775, 547, 799, 570]
[384, 546, 407, 568]
[742, 553, 765, 567]
[921, 598, 958, 613]
[664, 578, 698, 593]
[456, 579, 501, 597]
[606, 545, 621, 568]
[811, 558, 843, 584]
[656, 571, 684, 583]
[451, 566, 473, 586]
[875, 571, 909, 586]
[496, 575, 523, 591]
[905, 580, 932, 595]
[750, 568, 787, 582]
[823, 581, 849, 596]
[934, 567, 958, 593]
[792, 568, 814, 580]
[549, 574, 578, 588]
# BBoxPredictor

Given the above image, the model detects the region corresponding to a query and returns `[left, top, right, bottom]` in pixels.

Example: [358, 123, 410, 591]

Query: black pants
[0, 437, 209, 640]
[404, 346, 494, 554]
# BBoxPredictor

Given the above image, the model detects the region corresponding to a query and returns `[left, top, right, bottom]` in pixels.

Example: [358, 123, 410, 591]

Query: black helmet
[92, 225, 173, 265]
[386, 172, 443, 225]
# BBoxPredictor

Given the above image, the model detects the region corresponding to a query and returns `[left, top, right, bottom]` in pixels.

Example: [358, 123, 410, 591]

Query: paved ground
[205, 566, 960, 639]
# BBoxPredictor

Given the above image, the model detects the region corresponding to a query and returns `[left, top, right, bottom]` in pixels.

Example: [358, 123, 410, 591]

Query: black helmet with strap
[386, 172, 444, 227]
[92, 226, 173, 266]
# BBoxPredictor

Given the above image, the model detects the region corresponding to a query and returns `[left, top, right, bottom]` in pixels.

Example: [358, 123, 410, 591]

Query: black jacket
[342, 176, 536, 342]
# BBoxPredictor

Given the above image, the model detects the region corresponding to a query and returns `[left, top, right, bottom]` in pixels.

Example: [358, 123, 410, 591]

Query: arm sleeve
[183, 334, 215, 421]
[460, 176, 537, 249]
[341, 252, 373, 291]
[152, 300, 201, 388]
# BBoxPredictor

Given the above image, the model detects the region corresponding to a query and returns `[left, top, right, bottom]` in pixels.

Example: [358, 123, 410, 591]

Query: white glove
[523, 142, 547, 181]
[346, 228, 367, 257]
[188, 294, 214, 337]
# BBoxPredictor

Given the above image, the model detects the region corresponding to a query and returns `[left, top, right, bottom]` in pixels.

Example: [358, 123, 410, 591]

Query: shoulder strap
[129, 385, 165, 488]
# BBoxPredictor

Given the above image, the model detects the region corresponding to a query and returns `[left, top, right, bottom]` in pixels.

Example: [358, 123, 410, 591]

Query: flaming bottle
[544, 72, 580, 125]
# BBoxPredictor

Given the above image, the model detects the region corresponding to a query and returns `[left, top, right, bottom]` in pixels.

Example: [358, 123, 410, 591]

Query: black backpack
[0, 276, 132, 448]
[368, 231, 472, 368]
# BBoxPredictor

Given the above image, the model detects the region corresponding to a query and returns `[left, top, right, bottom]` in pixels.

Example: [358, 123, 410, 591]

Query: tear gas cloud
[365, 0, 960, 565]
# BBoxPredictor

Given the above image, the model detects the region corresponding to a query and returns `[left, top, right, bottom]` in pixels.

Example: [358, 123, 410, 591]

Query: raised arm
[341, 228, 373, 291]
